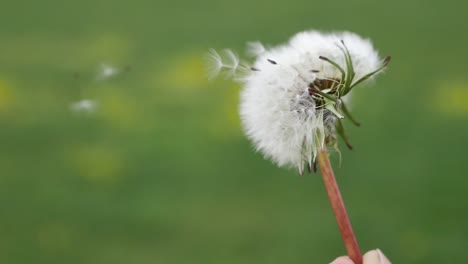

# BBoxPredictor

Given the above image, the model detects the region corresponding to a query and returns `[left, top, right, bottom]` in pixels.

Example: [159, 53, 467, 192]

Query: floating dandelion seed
[208, 30, 391, 264]
[205, 49, 249, 80]
[69, 99, 98, 113]
[97, 63, 120, 80]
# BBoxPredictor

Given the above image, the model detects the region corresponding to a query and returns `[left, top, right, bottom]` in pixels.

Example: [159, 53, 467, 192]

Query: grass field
[1, 0, 468, 263]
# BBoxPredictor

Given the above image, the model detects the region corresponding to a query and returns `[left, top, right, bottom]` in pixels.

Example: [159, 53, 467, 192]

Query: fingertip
[363, 249, 391, 264]
[330, 256, 354, 264]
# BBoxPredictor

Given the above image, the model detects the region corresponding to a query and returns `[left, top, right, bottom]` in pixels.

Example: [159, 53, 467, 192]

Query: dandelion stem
[317, 148, 362, 264]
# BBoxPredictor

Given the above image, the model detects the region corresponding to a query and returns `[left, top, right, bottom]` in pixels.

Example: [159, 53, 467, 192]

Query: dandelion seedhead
[208, 30, 390, 174]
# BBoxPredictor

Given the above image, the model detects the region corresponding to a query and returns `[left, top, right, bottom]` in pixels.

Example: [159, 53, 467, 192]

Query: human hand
[330, 249, 391, 264]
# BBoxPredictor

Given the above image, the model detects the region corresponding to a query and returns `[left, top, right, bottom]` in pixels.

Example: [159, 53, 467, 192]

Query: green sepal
[336, 119, 353, 150]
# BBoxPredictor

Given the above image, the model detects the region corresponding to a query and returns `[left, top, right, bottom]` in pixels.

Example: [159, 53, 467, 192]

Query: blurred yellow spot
[37, 224, 72, 253]
[70, 145, 123, 183]
[434, 81, 468, 117]
[0, 79, 15, 112]
[95, 88, 150, 131]
[207, 83, 241, 140]
[159, 53, 209, 89]
[225, 85, 241, 129]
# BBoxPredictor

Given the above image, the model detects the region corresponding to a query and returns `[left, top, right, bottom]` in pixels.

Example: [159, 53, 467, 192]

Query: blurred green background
[1, 0, 467, 263]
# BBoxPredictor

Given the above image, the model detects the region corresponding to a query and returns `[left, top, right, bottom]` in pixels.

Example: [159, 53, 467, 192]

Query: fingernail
[363, 249, 391, 264]
[376, 249, 391, 264]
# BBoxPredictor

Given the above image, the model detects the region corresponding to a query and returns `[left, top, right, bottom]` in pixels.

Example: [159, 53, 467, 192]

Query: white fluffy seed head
[208, 30, 386, 172]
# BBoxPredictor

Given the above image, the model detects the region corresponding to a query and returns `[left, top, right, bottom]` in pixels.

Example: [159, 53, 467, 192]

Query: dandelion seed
[97, 63, 119, 80]
[247, 41, 266, 57]
[267, 59, 278, 65]
[205, 49, 248, 80]
[223, 49, 241, 76]
[205, 49, 224, 80]
[70, 99, 98, 113]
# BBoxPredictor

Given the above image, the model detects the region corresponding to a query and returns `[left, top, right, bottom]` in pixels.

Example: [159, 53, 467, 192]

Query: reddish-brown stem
[317, 148, 362, 264]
